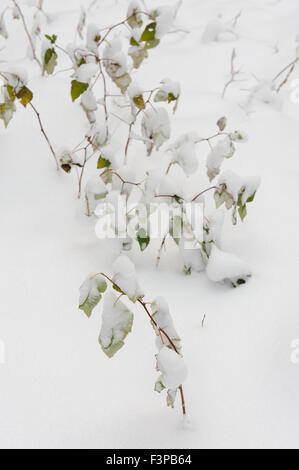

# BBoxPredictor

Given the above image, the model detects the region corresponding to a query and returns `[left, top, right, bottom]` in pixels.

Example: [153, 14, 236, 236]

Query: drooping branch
[97, 272, 186, 416]
[154, 184, 234, 204]
[0, 70, 59, 169]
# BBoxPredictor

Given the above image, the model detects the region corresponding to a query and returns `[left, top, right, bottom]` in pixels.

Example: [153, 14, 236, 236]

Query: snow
[151, 296, 182, 352]
[218, 169, 261, 203]
[112, 254, 144, 302]
[229, 130, 248, 143]
[85, 175, 107, 197]
[86, 23, 100, 55]
[81, 89, 97, 112]
[154, 3, 181, 40]
[79, 274, 107, 315]
[74, 63, 98, 84]
[99, 292, 134, 357]
[127, 81, 143, 102]
[127, 0, 143, 27]
[201, 19, 236, 44]
[112, 164, 137, 196]
[156, 78, 181, 101]
[103, 38, 128, 78]
[179, 237, 205, 273]
[1, 0, 299, 450]
[206, 136, 235, 181]
[141, 107, 171, 154]
[87, 122, 108, 149]
[156, 347, 188, 390]
[206, 245, 251, 284]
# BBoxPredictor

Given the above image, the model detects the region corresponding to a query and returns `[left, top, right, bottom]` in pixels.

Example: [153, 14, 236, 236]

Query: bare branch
[273, 51, 299, 93]
[222, 48, 240, 99]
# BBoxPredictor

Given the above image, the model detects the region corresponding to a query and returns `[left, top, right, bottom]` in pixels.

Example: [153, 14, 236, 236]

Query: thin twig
[100, 168, 144, 195]
[29, 103, 59, 170]
[78, 147, 88, 198]
[156, 234, 167, 268]
[222, 48, 240, 99]
[99, 11, 153, 45]
[273, 53, 299, 93]
[98, 60, 109, 139]
[12, 0, 42, 70]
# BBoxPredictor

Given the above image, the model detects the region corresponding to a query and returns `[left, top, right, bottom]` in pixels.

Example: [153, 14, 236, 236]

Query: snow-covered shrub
[0, 0, 262, 419]
[0, 0, 259, 287]
[79, 255, 187, 414]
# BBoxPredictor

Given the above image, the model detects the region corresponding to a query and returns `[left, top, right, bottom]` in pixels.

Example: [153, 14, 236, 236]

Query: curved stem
[97, 272, 186, 415]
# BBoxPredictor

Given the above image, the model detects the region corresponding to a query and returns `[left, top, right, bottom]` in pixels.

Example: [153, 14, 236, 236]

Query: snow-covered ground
[1, 0, 299, 449]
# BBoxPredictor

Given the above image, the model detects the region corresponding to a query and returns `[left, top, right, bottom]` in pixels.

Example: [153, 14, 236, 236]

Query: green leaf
[113, 284, 123, 294]
[154, 91, 167, 103]
[113, 73, 132, 94]
[238, 204, 247, 221]
[167, 389, 178, 408]
[6, 85, 16, 101]
[231, 277, 249, 288]
[217, 116, 227, 131]
[144, 38, 160, 50]
[184, 266, 192, 275]
[214, 191, 225, 209]
[79, 275, 107, 318]
[130, 37, 139, 46]
[0, 101, 16, 127]
[169, 216, 183, 245]
[229, 130, 248, 143]
[246, 192, 256, 203]
[97, 156, 111, 169]
[128, 46, 148, 69]
[140, 22, 157, 42]
[71, 80, 89, 102]
[155, 379, 166, 393]
[136, 228, 150, 251]
[99, 292, 134, 358]
[127, 11, 143, 29]
[133, 94, 145, 109]
[45, 34, 57, 44]
[154, 91, 179, 111]
[43, 48, 58, 75]
[78, 57, 86, 67]
[168, 93, 177, 104]
[61, 163, 71, 173]
[16, 86, 33, 107]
